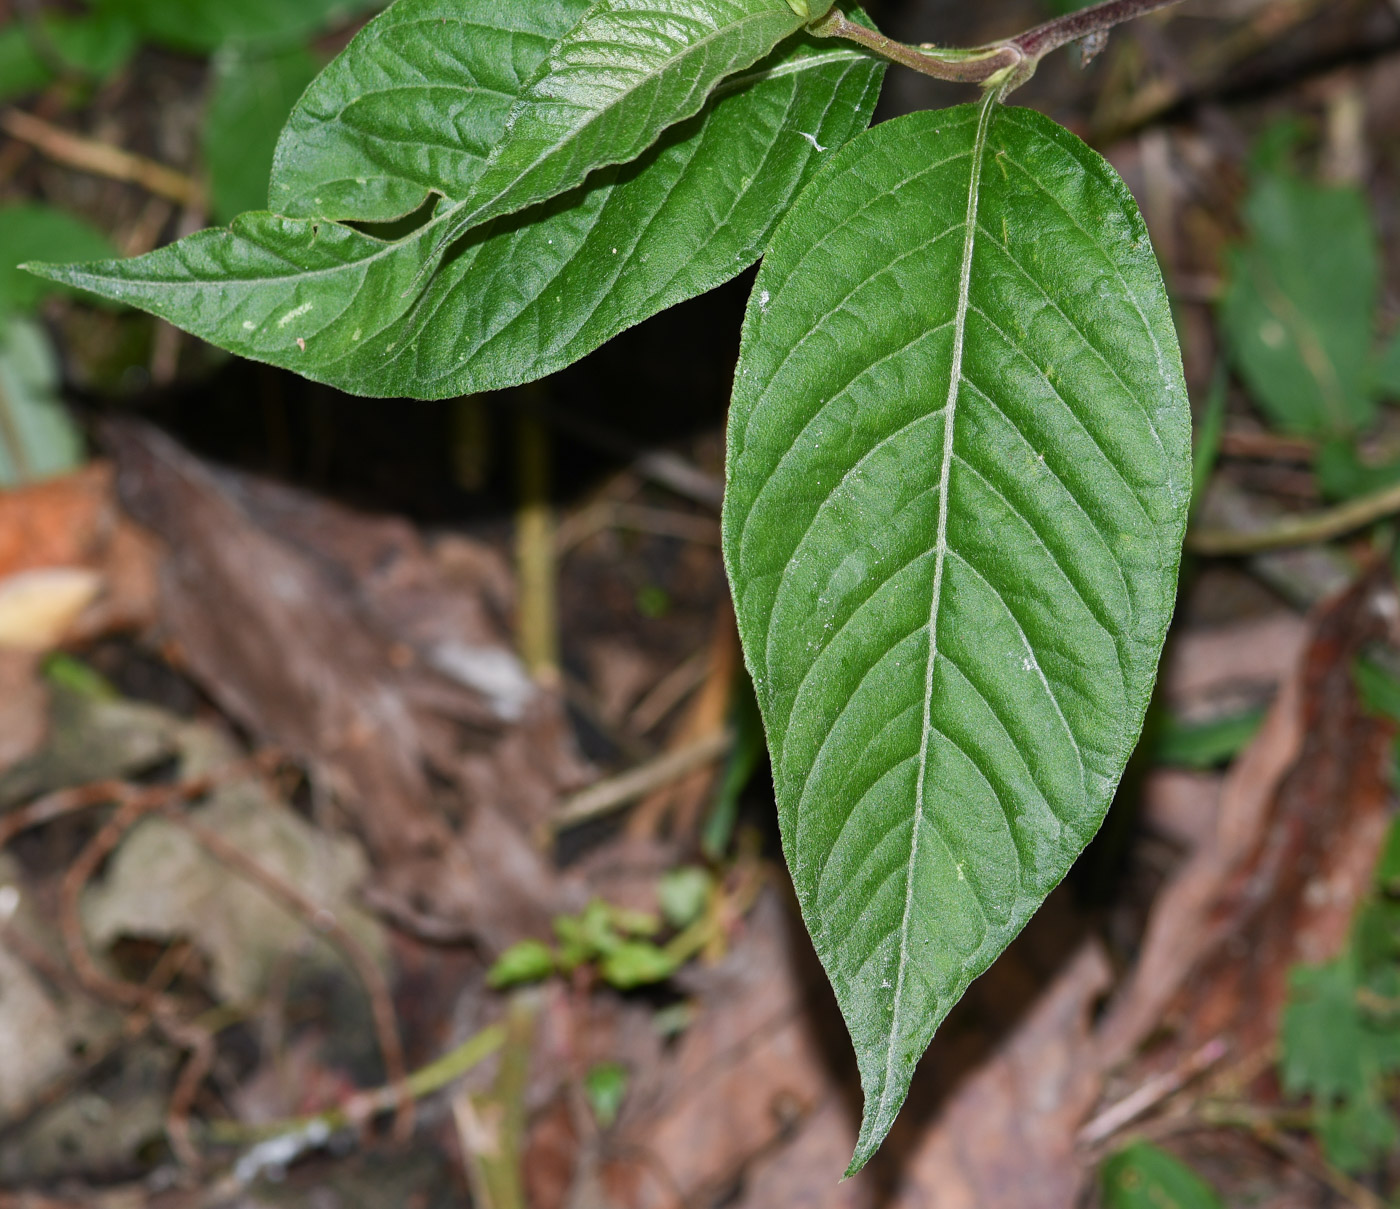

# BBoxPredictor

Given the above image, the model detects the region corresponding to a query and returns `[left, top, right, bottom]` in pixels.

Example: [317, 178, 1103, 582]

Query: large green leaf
[29, 211, 451, 369]
[1219, 171, 1378, 437]
[28, 15, 882, 397]
[269, 0, 593, 224]
[299, 34, 884, 397]
[724, 95, 1190, 1171]
[425, 0, 825, 256]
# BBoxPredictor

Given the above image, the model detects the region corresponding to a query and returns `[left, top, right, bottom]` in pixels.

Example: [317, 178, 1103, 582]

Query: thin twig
[31, 754, 281, 1167]
[1200, 1102, 1386, 1209]
[1078, 1038, 1228, 1146]
[630, 647, 711, 736]
[165, 810, 413, 1142]
[57, 788, 211, 1166]
[1007, 0, 1183, 61]
[808, 10, 1021, 83]
[809, 0, 1184, 86]
[202, 1023, 506, 1146]
[1219, 430, 1316, 463]
[0, 753, 282, 853]
[0, 108, 203, 207]
[554, 728, 735, 831]
[516, 403, 560, 687]
[1188, 478, 1400, 555]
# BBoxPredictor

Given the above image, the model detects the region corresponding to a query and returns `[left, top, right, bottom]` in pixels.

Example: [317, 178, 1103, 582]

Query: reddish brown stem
[811, 0, 1183, 87]
[1010, 0, 1184, 60]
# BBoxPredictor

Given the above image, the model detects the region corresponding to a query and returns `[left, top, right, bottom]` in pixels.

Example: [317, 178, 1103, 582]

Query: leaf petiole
[810, 0, 1184, 91]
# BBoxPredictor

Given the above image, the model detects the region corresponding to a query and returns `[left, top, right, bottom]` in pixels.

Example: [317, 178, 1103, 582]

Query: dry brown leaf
[1160, 611, 1308, 709]
[1099, 572, 1394, 1067]
[104, 420, 586, 948]
[726, 943, 1113, 1209]
[0, 464, 112, 579]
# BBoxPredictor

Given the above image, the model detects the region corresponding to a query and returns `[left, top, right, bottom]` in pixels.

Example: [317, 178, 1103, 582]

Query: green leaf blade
[1101, 1142, 1223, 1209]
[27, 27, 883, 397]
[326, 36, 884, 396]
[25, 210, 449, 379]
[723, 99, 1190, 1172]
[433, 0, 812, 246]
[269, 0, 593, 223]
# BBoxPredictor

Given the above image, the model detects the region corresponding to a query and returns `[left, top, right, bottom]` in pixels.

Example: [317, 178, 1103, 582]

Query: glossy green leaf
[27, 212, 452, 374]
[1219, 171, 1378, 436]
[28, 14, 882, 398]
[268, 0, 593, 224]
[206, 44, 322, 224]
[427, 0, 824, 253]
[724, 96, 1190, 1171]
[1100, 1143, 1222, 1209]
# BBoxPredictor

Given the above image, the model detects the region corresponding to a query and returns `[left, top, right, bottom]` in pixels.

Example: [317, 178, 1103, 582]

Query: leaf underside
[28, 0, 882, 398]
[723, 97, 1190, 1173]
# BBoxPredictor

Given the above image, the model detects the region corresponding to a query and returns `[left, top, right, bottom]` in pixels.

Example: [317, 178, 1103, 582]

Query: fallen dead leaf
[0, 464, 111, 580]
[81, 758, 386, 1005]
[1099, 571, 1394, 1067]
[726, 943, 1113, 1209]
[105, 420, 587, 948]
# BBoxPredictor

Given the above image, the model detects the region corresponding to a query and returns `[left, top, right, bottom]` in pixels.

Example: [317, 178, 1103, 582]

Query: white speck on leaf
[277, 302, 313, 328]
[798, 131, 827, 152]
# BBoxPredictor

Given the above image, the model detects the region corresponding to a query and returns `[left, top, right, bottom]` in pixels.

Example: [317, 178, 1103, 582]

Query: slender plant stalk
[1007, 0, 1184, 60]
[810, 0, 1184, 87]
[202, 1023, 507, 1145]
[807, 11, 1020, 84]
[1189, 478, 1400, 556]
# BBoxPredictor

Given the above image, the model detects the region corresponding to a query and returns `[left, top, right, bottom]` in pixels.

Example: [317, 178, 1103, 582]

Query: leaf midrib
[877, 85, 999, 1136]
